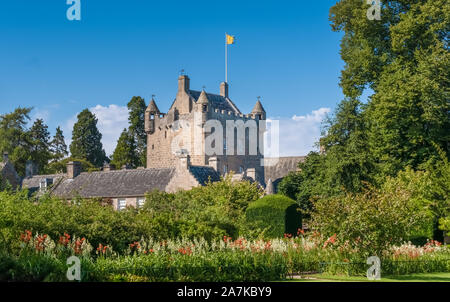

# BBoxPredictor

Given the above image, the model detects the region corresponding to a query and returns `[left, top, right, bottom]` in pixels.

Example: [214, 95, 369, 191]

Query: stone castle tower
[144, 75, 266, 184]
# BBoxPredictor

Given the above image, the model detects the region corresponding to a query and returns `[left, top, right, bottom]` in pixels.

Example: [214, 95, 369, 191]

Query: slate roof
[52, 168, 176, 198]
[22, 174, 66, 195]
[189, 90, 241, 114]
[188, 166, 221, 186]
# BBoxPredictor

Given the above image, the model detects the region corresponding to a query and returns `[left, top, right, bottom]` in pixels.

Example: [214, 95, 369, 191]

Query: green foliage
[46, 157, 98, 174]
[29, 119, 52, 174]
[50, 126, 68, 163]
[246, 195, 301, 238]
[111, 128, 140, 169]
[0, 177, 261, 252]
[69, 109, 107, 167]
[0, 107, 33, 176]
[127, 96, 147, 167]
[309, 170, 433, 256]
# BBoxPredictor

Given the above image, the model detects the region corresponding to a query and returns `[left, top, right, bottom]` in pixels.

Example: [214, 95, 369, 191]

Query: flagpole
[225, 33, 228, 83]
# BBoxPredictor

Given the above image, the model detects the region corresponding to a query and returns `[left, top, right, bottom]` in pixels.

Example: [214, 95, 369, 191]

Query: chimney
[176, 150, 190, 170]
[25, 160, 36, 178]
[246, 168, 256, 181]
[178, 75, 190, 92]
[208, 157, 219, 172]
[103, 163, 115, 172]
[67, 161, 81, 179]
[220, 82, 229, 98]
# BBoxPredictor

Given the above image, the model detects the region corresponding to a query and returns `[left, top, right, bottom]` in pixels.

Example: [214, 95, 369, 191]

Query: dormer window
[150, 114, 155, 120]
[202, 105, 207, 112]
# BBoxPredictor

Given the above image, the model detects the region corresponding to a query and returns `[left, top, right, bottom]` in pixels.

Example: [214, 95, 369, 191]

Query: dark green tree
[111, 128, 139, 169]
[69, 109, 107, 167]
[0, 107, 32, 176]
[330, 0, 449, 177]
[51, 126, 68, 162]
[29, 119, 52, 174]
[127, 96, 147, 167]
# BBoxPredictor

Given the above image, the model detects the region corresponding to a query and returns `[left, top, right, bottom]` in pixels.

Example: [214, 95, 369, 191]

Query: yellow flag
[226, 34, 235, 45]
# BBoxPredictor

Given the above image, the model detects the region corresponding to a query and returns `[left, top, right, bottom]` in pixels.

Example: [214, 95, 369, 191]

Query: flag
[226, 34, 235, 45]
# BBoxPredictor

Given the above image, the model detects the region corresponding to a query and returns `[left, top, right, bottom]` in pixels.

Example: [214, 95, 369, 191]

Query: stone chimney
[176, 150, 190, 170]
[220, 82, 229, 98]
[246, 168, 256, 182]
[2, 151, 8, 163]
[67, 161, 81, 179]
[208, 157, 219, 172]
[103, 163, 115, 172]
[25, 160, 37, 178]
[178, 75, 190, 92]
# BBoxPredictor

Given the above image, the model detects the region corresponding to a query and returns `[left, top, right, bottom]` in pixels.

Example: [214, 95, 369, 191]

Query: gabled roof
[189, 90, 241, 114]
[52, 168, 176, 198]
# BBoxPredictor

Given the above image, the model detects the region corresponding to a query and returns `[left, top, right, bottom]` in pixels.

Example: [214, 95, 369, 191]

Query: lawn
[286, 272, 450, 282]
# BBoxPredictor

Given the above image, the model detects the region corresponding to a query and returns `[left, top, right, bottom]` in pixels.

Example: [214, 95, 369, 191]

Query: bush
[245, 195, 301, 238]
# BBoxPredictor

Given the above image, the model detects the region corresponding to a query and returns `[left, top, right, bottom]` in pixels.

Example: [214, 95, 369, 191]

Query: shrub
[245, 195, 301, 238]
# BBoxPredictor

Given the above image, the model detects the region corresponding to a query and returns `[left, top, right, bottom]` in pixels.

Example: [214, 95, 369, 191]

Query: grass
[285, 272, 450, 282]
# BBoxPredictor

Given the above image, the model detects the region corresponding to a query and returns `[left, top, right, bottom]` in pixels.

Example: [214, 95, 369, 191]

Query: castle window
[150, 114, 155, 120]
[202, 105, 207, 112]
[223, 165, 227, 174]
[165, 131, 167, 138]
[118, 199, 126, 211]
[257, 114, 262, 120]
[239, 166, 244, 173]
[152, 144, 154, 150]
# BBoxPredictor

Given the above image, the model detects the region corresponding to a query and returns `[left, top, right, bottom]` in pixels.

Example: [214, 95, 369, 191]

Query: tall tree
[127, 96, 147, 167]
[29, 119, 52, 174]
[69, 109, 107, 167]
[330, 0, 449, 177]
[111, 128, 139, 169]
[51, 126, 68, 162]
[0, 107, 32, 176]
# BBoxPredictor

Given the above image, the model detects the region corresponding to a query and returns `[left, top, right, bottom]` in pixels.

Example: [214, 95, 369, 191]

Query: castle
[1, 75, 306, 209]
[144, 75, 266, 184]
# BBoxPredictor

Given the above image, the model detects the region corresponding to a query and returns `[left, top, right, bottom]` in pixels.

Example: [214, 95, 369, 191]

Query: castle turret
[251, 98, 266, 120]
[197, 90, 209, 112]
[145, 98, 160, 134]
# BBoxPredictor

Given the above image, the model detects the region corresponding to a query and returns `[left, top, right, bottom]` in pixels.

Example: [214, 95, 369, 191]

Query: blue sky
[0, 0, 345, 156]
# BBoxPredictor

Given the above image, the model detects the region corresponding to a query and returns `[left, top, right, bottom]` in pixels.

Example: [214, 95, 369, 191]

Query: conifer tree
[69, 109, 107, 167]
[29, 118, 52, 173]
[127, 96, 147, 167]
[51, 126, 68, 162]
[111, 128, 139, 169]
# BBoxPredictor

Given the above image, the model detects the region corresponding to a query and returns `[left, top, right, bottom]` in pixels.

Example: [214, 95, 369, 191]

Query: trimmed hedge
[245, 195, 301, 238]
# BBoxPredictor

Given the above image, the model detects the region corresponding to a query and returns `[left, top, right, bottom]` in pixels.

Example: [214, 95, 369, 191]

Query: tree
[111, 128, 139, 169]
[69, 109, 107, 167]
[330, 0, 449, 177]
[127, 96, 147, 167]
[0, 107, 32, 176]
[29, 119, 52, 174]
[51, 126, 68, 162]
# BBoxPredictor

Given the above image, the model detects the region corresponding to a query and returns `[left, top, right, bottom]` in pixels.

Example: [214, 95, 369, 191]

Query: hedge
[245, 195, 301, 238]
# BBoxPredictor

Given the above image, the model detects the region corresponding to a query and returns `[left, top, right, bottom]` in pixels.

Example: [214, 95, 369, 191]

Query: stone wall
[263, 156, 306, 185]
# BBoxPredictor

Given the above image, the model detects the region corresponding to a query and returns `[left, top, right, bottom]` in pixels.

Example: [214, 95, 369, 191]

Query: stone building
[145, 75, 266, 185]
[22, 155, 220, 210]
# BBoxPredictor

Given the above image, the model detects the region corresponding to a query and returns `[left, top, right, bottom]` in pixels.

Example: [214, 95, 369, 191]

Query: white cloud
[64, 105, 129, 158]
[269, 107, 330, 157]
